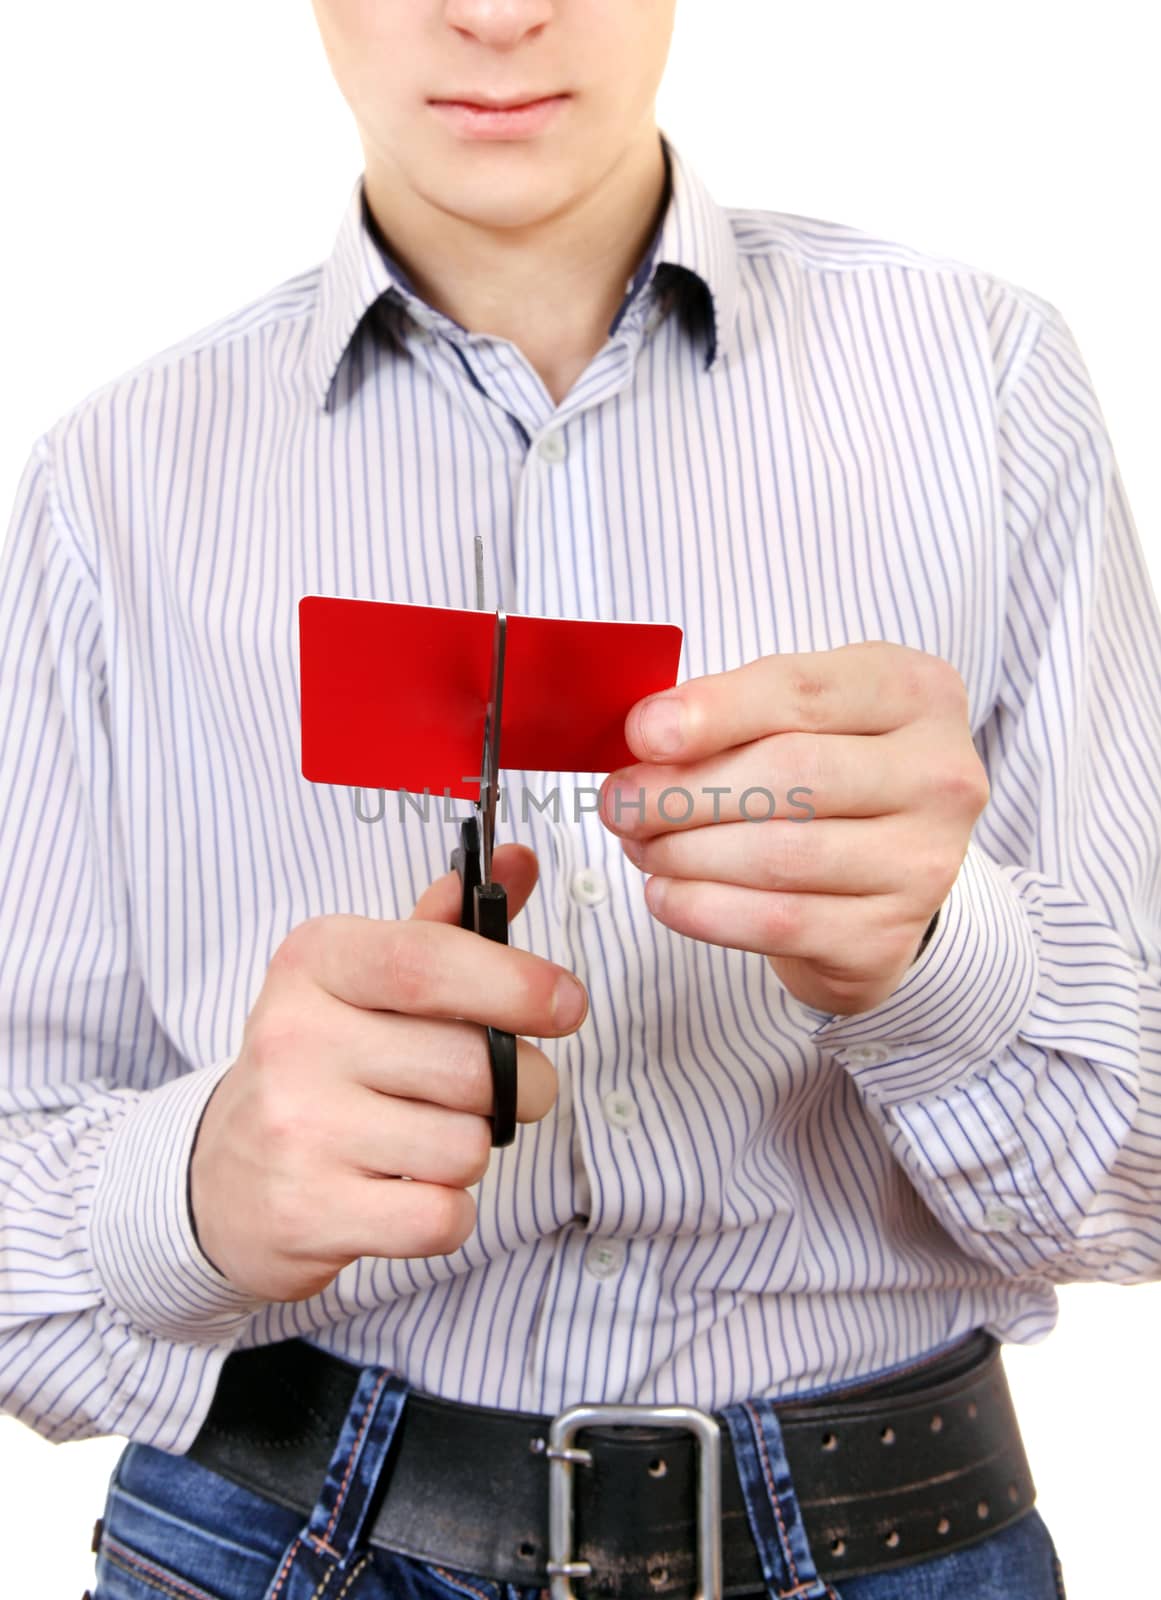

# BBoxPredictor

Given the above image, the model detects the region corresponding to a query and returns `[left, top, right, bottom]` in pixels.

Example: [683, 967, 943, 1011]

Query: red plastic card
[299, 597, 683, 799]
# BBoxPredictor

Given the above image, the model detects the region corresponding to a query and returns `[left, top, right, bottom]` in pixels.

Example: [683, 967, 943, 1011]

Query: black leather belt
[185, 1330, 1036, 1595]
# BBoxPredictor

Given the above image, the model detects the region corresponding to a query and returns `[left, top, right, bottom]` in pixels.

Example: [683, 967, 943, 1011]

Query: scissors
[450, 537, 518, 1147]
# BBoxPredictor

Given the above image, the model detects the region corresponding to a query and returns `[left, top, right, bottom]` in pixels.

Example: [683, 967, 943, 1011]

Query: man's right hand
[188, 844, 586, 1303]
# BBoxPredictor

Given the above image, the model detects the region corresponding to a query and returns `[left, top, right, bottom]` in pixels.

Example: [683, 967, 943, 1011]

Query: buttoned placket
[402, 294, 670, 1411]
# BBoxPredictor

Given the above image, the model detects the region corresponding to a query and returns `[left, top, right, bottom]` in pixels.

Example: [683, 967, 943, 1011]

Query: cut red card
[299, 597, 683, 800]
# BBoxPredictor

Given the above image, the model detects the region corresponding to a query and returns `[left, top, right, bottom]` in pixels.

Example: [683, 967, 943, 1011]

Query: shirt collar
[307, 130, 741, 412]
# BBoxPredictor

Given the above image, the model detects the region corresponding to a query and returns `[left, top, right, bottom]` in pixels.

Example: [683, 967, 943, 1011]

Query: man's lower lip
[428, 95, 569, 139]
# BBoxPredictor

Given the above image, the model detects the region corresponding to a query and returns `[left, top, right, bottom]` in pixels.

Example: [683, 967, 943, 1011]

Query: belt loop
[721, 1398, 835, 1600]
[261, 1363, 410, 1600]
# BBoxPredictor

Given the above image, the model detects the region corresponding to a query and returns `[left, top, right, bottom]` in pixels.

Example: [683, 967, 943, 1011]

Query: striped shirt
[2, 131, 1159, 1454]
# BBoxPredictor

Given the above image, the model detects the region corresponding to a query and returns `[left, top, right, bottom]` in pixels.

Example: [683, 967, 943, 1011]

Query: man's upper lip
[430, 93, 566, 109]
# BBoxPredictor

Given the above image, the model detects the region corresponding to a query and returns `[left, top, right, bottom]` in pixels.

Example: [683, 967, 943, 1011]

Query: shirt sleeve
[0, 437, 266, 1450]
[798, 296, 1161, 1287]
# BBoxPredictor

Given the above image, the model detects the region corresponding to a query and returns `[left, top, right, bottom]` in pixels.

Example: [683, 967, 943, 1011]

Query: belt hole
[1008, 1482, 1020, 1503]
[648, 1565, 669, 1587]
[821, 1431, 838, 1451]
[879, 1425, 896, 1445]
[977, 1500, 990, 1519]
[936, 1516, 951, 1536]
[518, 1541, 536, 1559]
[647, 1457, 667, 1478]
[829, 1537, 847, 1557]
[929, 1412, 943, 1433]
[884, 1530, 900, 1549]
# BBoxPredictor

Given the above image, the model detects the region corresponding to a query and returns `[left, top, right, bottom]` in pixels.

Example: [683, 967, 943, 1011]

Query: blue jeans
[92, 1358, 1068, 1600]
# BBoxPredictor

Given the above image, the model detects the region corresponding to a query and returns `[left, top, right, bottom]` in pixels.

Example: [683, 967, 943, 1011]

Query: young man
[2, 3, 1158, 1597]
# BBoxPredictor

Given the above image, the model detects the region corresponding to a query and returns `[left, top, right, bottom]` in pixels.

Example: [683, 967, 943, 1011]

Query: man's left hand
[597, 641, 990, 1016]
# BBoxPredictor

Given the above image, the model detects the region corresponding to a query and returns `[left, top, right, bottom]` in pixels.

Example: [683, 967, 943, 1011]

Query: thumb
[410, 841, 541, 926]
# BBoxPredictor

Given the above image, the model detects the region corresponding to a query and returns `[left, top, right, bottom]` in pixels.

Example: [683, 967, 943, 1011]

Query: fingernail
[552, 973, 588, 1028]
[637, 695, 685, 758]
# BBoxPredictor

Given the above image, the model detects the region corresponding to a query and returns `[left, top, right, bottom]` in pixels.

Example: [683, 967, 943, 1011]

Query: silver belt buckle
[543, 1402, 723, 1600]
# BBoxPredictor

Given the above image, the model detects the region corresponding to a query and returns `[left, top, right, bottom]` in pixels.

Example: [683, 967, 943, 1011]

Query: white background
[1, 3, 1158, 1596]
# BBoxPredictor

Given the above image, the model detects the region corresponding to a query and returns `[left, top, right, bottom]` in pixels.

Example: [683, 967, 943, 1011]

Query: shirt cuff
[88, 1054, 267, 1342]
[796, 839, 1038, 1106]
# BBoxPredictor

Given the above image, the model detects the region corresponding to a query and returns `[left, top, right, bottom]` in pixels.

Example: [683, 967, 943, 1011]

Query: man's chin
[418, 165, 585, 232]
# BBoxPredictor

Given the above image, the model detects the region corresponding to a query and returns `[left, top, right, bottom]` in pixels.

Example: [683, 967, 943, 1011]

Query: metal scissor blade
[480, 609, 507, 886]
[474, 532, 486, 611]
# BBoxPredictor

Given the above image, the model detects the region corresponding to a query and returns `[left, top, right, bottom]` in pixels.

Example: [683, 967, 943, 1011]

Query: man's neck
[361, 128, 670, 407]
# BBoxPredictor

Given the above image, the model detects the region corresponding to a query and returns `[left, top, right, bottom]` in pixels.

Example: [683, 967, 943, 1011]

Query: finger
[620, 816, 913, 896]
[599, 731, 905, 838]
[321, 1174, 479, 1262]
[347, 1094, 520, 1188]
[640, 873, 921, 973]
[409, 842, 541, 926]
[286, 913, 588, 1036]
[623, 642, 967, 765]
[350, 1014, 558, 1122]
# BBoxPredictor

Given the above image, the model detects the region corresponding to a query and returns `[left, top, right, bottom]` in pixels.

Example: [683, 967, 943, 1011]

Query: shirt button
[570, 866, 607, 906]
[538, 430, 567, 463]
[603, 1090, 639, 1131]
[845, 1042, 889, 1067]
[585, 1238, 627, 1279]
[984, 1204, 1019, 1231]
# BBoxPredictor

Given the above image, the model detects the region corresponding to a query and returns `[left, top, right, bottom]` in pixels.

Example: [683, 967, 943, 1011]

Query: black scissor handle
[450, 815, 518, 1147]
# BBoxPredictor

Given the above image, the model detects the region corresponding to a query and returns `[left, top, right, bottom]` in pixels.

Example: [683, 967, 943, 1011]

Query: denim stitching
[102, 1552, 211, 1600]
[102, 1536, 224, 1600]
[743, 1400, 802, 1591]
[308, 1533, 343, 1561]
[335, 1555, 371, 1598]
[309, 1556, 340, 1600]
[429, 1562, 498, 1600]
[321, 1368, 391, 1546]
[267, 1534, 306, 1599]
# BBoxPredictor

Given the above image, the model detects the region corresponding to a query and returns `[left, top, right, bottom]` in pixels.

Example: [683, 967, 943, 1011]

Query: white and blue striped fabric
[2, 131, 1159, 1455]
